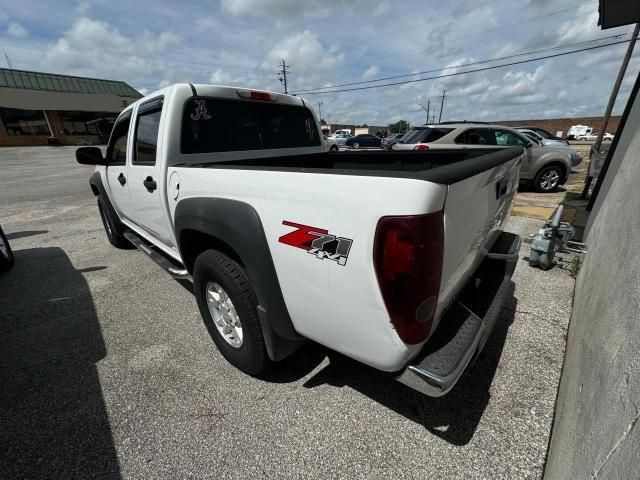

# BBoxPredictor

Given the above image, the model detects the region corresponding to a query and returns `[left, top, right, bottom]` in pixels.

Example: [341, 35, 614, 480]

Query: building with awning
[0, 68, 141, 146]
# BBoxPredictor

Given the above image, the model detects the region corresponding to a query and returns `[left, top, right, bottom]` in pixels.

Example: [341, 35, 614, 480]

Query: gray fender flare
[174, 197, 303, 361]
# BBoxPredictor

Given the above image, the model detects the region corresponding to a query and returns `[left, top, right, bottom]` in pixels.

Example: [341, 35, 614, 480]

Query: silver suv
[394, 123, 574, 192]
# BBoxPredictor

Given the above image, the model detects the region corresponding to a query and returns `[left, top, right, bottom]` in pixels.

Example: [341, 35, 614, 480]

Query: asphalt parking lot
[1, 147, 575, 479]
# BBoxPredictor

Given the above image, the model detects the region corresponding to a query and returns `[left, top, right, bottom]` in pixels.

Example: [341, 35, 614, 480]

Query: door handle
[143, 176, 157, 192]
[117, 173, 126, 186]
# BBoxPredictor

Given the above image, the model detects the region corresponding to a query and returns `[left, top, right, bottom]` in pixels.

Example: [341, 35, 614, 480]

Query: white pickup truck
[77, 84, 522, 397]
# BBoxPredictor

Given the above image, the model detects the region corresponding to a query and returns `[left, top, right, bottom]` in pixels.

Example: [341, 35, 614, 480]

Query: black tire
[97, 198, 132, 249]
[0, 225, 14, 273]
[193, 249, 269, 375]
[330, 144, 339, 152]
[533, 164, 564, 193]
[352, 142, 360, 149]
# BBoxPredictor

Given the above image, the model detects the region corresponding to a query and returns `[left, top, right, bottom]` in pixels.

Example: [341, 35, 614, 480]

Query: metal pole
[594, 23, 639, 155]
[438, 89, 446, 123]
[582, 23, 639, 199]
[281, 59, 288, 94]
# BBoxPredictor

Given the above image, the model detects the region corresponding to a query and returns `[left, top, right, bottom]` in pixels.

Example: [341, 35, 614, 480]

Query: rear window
[402, 127, 453, 144]
[181, 98, 321, 154]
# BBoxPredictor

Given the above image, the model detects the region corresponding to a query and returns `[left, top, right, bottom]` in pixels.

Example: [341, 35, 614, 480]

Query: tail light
[413, 144, 430, 150]
[373, 212, 444, 344]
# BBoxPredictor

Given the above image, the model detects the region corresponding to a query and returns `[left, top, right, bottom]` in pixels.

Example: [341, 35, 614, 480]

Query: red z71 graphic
[279, 221, 353, 266]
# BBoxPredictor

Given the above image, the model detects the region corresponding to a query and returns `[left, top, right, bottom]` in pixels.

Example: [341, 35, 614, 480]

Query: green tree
[320, 119, 327, 125]
[389, 120, 410, 133]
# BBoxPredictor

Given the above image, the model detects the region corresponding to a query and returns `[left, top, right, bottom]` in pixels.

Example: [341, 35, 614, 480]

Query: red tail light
[373, 212, 444, 344]
[413, 144, 430, 150]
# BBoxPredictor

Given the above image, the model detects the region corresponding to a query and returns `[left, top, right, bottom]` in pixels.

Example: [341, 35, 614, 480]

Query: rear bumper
[397, 231, 520, 397]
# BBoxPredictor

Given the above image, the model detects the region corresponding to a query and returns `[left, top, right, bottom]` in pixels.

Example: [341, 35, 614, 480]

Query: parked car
[515, 128, 565, 147]
[344, 134, 382, 149]
[0, 225, 14, 273]
[333, 129, 352, 136]
[394, 123, 573, 192]
[323, 135, 340, 152]
[578, 131, 614, 142]
[326, 133, 352, 146]
[381, 133, 405, 150]
[77, 83, 523, 397]
[518, 129, 582, 167]
[517, 126, 568, 145]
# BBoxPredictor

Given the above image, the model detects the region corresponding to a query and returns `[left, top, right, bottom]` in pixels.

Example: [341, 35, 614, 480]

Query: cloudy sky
[1, 0, 638, 125]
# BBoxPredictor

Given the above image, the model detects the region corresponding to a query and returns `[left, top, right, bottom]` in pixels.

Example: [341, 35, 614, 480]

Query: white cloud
[42, 17, 180, 83]
[362, 65, 379, 80]
[7, 22, 28, 38]
[262, 30, 344, 73]
[372, 1, 391, 17]
[221, 0, 356, 20]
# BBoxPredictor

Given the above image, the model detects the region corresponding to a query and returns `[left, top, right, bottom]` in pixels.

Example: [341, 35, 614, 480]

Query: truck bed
[177, 147, 523, 184]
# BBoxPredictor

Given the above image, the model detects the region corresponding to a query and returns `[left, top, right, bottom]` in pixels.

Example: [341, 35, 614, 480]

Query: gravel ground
[0, 147, 574, 479]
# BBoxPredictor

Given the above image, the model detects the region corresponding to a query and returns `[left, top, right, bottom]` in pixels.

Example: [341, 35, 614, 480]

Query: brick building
[494, 116, 621, 139]
[0, 68, 141, 147]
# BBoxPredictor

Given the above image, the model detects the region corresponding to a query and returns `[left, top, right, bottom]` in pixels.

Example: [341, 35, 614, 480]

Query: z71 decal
[279, 221, 353, 266]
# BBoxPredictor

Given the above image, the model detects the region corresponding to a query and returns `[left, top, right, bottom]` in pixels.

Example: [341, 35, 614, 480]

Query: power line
[294, 33, 631, 94]
[335, 1, 594, 72]
[292, 38, 633, 96]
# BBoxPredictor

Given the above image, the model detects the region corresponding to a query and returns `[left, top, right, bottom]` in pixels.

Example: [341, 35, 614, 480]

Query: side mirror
[76, 147, 105, 165]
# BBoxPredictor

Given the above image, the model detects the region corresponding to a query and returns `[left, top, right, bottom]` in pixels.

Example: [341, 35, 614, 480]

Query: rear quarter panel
[170, 167, 447, 371]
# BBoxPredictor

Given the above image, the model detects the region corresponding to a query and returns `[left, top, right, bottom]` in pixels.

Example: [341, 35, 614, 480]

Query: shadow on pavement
[5, 229, 48, 240]
[0, 247, 121, 479]
[265, 283, 517, 446]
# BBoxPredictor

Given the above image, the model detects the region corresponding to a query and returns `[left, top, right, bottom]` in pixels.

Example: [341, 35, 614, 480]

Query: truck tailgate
[435, 150, 521, 326]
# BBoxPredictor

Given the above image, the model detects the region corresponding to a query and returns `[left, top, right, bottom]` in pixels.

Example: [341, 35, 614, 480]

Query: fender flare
[89, 171, 127, 229]
[174, 197, 303, 360]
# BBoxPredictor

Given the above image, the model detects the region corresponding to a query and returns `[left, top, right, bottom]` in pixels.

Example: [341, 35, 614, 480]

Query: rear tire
[0, 226, 14, 273]
[98, 198, 132, 249]
[534, 165, 563, 193]
[193, 249, 270, 376]
[330, 145, 339, 152]
[352, 142, 360, 149]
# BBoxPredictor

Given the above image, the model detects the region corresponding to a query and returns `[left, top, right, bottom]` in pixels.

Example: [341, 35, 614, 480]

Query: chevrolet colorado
[77, 84, 522, 397]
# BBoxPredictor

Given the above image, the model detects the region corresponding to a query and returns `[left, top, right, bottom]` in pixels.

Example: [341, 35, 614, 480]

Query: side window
[134, 100, 163, 165]
[106, 115, 131, 165]
[455, 128, 496, 145]
[494, 129, 528, 146]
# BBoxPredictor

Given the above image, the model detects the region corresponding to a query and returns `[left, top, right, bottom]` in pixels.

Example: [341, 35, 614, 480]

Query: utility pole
[418, 101, 430, 124]
[317, 102, 323, 123]
[438, 89, 446, 123]
[277, 59, 290, 94]
[583, 22, 639, 199]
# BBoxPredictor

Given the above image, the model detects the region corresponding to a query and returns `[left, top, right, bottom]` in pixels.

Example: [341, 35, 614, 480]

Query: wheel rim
[540, 169, 560, 191]
[206, 282, 243, 348]
[353, 143, 359, 149]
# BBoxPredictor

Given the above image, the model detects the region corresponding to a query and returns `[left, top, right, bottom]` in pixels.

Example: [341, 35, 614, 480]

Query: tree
[389, 120, 410, 133]
[320, 119, 327, 125]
